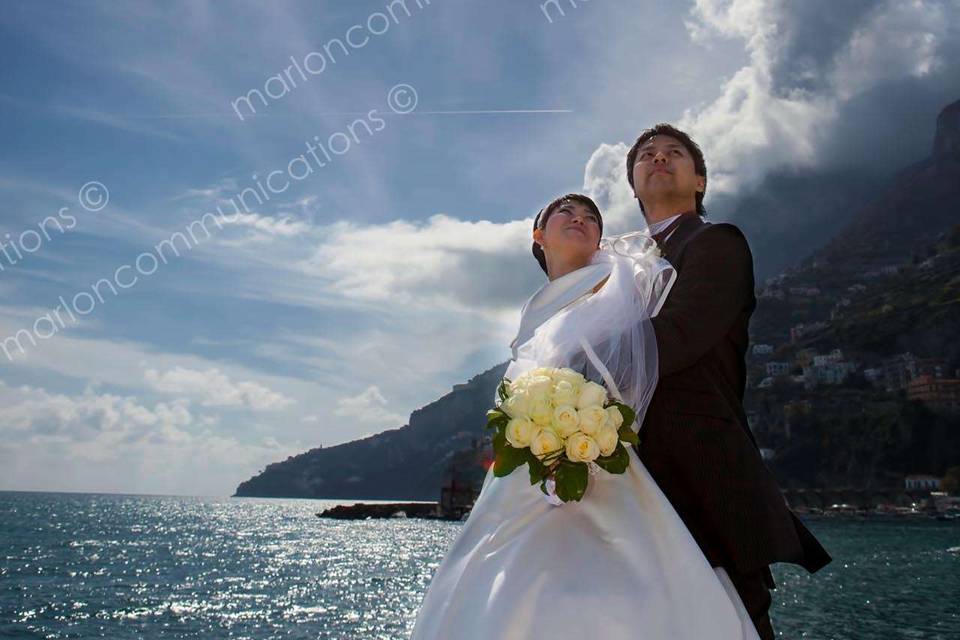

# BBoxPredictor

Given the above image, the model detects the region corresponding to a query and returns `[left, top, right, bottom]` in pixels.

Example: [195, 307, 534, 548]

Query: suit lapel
[660, 213, 706, 263]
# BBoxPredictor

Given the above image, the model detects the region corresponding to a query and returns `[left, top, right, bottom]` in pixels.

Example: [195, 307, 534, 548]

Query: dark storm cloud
[767, 0, 879, 95]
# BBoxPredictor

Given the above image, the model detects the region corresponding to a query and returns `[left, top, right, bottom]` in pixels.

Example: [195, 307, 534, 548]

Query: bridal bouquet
[485, 367, 639, 503]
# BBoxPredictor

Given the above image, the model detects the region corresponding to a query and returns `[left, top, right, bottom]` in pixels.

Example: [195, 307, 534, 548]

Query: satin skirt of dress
[410, 443, 761, 640]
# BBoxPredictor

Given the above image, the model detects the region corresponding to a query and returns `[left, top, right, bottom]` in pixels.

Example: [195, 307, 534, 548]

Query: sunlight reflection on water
[1, 492, 958, 639]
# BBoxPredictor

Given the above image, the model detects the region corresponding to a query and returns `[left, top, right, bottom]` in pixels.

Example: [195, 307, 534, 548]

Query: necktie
[651, 214, 687, 248]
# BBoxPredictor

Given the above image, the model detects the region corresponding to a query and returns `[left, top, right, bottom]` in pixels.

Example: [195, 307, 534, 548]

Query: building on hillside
[882, 353, 950, 391]
[766, 361, 790, 377]
[795, 348, 818, 367]
[798, 350, 857, 387]
[813, 349, 844, 365]
[883, 353, 916, 390]
[906, 375, 960, 413]
[804, 360, 857, 387]
[759, 288, 785, 300]
[905, 475, 941, 491]
[783, 399, 813, 417]
[864, 368, 884, 386]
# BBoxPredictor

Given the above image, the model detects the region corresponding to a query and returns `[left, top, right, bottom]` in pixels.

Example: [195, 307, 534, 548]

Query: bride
[410, 194, 761, 640]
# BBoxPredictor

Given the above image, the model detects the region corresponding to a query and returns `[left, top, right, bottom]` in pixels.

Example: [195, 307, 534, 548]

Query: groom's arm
[651, 223, 755, 377]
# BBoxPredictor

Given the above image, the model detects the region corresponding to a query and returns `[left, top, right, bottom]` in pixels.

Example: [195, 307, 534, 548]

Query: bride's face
[533, 201, 601, 267]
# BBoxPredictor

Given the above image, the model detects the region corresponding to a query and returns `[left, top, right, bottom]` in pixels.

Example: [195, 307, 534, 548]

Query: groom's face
[631, 135, 705, 206]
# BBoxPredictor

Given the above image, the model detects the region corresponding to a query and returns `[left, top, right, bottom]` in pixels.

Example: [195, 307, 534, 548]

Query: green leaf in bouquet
[497, 378, 511, 404]
[594, 442, 630, 474]
[492, 429, 511, 456]
[525, 449, 549, 485]
[611, 401, 637, 428]
[492, 430, 528, 478]
[617, 423, 639, 446]
[486, 408, 510, 431]
[554, 459, 589, 502]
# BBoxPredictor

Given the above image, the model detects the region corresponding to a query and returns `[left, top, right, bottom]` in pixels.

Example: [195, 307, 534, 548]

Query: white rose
[553, 380, 579, 406]
[576, 381, 608, 409]
[577, 405, 608, 436]
[528, 395, 554, 426]
[505, 417, 536, 448]
[502, 390, 531, 418]
[538, 422, 561, 437]
[551, 404, 580, 438]
[554, 368, 585, 391]
[532, 366, 560, 380]
[523, 374, 554, 399]
[595, 425, 620, 456]
[565, 432, 601, 463]
[605, 405, 624, 430]
[530, 428, 563, 460]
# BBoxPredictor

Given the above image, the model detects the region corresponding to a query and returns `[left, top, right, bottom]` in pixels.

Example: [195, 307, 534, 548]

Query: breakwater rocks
[317, 502, 456, 520]
[784, 488, 935, 511]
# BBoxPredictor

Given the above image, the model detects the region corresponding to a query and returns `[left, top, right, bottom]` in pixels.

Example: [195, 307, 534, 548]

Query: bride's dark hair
[531, 193, 603, 275]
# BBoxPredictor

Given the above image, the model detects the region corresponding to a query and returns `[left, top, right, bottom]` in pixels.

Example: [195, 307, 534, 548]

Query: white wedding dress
[410, 232, 761, 640]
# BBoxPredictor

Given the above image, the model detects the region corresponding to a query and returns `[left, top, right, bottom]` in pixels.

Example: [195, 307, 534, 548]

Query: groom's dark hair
[531, 193, 603, 275]
[626, 123, 707, 216]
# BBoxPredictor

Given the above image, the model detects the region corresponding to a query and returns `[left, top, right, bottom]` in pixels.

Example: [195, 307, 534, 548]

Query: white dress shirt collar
[646, 213, 684, 236]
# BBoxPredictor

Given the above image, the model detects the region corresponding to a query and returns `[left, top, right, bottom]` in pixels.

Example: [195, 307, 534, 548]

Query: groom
[626, 124, 831, 639]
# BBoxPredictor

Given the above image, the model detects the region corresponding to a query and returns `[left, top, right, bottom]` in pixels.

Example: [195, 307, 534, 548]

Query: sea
[1, 491, 958, 639]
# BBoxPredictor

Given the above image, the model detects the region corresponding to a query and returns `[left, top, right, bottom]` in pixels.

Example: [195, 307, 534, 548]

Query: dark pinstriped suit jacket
[636, 213, 831, 576]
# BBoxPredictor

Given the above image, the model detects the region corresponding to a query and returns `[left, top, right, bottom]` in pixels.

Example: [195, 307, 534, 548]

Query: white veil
[410, 231, 762, 640]
[506, 230, 676, 429]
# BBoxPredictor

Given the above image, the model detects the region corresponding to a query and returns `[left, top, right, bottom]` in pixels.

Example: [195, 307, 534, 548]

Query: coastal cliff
[234, 363, 504, 500]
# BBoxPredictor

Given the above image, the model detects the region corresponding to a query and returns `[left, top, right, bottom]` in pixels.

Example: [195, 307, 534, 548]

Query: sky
[1, 0, 958, 496]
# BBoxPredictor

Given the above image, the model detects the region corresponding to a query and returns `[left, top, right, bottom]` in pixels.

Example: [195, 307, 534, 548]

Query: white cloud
[828, 2, 948, 100]
[0, 308, 305, 399]
[172, 178, 240, 202]
[333, 385, 406, 430]
[51, 103, 187, 142]
[0, 380, 299, 495]
[223, 212, 311, 238]
[679, 64, 834, 193]
[672, 0, 959, 194]
[0, 300, 486, 466]
[582, 142, 646, 232]
[0, 381, 192, 459]
[144, 366, 295, 410]
[298, 214, 535, 307]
